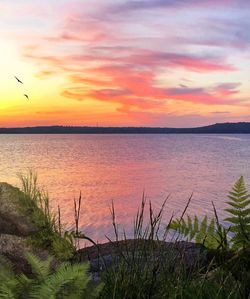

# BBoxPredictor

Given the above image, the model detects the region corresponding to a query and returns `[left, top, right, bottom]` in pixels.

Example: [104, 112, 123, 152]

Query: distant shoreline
[1, 122, 250, 134]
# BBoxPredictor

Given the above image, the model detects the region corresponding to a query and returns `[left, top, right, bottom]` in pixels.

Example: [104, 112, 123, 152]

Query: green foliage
[169, 215, 229, 250]
[170, 216, 218, 249]
[100, 261, 245, 299]
[99, 192, 249, 299]
[17, 171, 75, 260]
[169, 176, 250, 251]
[8, 173, 250, 298]
[0, 256, 17, 299]
[0, 253, 102, 299]
[225, 176, 250, 249]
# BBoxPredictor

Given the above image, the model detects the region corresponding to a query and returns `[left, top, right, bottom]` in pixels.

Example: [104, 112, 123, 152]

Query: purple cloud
[110, 0, 248, 13]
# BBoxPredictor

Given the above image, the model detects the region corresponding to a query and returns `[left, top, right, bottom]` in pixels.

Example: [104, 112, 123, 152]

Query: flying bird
[24, 94, 29, 100]
[14, 76, 23, 84]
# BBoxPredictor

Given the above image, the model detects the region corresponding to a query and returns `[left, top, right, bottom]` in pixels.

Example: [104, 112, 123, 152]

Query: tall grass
[18, 170, 99, 260]
[98, 179, 250, 298]
[99, 195, 209, 298]
[17, 170, 75, 260]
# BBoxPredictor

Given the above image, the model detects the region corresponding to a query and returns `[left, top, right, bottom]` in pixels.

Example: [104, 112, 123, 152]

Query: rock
[166, 241, 208, 272]
[75, 239, 208, 281]
[0, 182, 45, 274]
[0, 234, 51, 274]
[0, 182, 38, 236]
[0, 234, 32, 273]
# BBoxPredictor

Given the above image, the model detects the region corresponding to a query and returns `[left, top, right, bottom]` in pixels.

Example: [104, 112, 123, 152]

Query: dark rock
[171, 241, 208, 270]
[0, 234, 50, 274]
[75, 239, 208, 281]
[0, 234, 30, 273]
[0, 182, 47, 275]
[0, 182, 38, 236]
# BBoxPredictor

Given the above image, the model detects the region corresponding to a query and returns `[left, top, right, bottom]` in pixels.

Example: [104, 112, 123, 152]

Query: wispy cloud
[1, 0, 249, 126]
[109, 0, 249, 14]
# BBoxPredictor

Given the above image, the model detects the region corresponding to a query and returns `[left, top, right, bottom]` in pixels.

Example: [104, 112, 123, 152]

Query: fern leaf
[169, 214, 221, 249]
[225, 176, 250, 249]
[30, 262, 91, 299]
[195, 216, 207, 244]
[25, 253, 52, 280]
[0, 285, 16, 299]
[193, 216, 199, 235]
[226, 199, 250, 209]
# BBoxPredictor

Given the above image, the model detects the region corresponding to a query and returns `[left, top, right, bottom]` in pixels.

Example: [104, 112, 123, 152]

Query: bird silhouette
[24, 94, 29, 100]
[14, 76, 23, 84]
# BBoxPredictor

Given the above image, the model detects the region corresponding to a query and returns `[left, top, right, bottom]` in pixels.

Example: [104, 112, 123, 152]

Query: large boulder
[0, 182, 38, 236]
[0, 182, 45, 274]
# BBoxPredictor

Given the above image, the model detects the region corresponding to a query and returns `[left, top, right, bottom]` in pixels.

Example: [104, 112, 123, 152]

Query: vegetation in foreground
[0, 253, 102, 299]
[0, 172, 250, 298]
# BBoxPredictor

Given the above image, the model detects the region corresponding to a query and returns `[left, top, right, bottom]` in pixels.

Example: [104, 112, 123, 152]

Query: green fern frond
[25, 253, 52, 280]
[0, 256, 15, 280]
[169, 215, 221, 249]
[30, 262, 90, 299]
[224, 176, 250, 249]
[170, 177, 250, 251]
[0, 253, 101, 299]
[196, 216, 208, 244]
[0, 285, 16, 299]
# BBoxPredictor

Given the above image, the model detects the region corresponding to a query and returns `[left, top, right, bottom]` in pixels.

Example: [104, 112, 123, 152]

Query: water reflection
[0, 134, 249, 243]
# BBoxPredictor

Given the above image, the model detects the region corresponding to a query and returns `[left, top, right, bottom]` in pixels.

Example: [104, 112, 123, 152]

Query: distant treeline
[1, 122, 250, 134]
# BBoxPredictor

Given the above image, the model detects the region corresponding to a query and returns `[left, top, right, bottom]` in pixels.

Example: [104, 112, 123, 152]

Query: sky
[0, 0, 250, 127]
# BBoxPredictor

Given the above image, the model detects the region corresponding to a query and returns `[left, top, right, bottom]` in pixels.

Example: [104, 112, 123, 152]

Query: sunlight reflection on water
[0, 134, 249, 243]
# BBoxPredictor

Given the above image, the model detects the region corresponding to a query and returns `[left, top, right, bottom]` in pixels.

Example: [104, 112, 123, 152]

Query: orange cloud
[1, 0, 249, 127]
[62, 64, 243, 113]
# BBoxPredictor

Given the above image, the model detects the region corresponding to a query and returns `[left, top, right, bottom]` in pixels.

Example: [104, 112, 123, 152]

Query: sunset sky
[0, 0, 250, 127]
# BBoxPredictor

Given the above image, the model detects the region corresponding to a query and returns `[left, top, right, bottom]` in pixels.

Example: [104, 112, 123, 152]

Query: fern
[0, 253, 102, 299]
[169, 215, 223, 249]
[0, 256, 18, 299]
[25, 253, 52, 280]
[170, 176, 250, 251]
[29, 262, 90, 299]
[224, 176, 250, 249]
[0, 256, 15, 280]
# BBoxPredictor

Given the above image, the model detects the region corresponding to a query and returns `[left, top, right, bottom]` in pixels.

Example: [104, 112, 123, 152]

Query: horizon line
[0, 121, 250, 130]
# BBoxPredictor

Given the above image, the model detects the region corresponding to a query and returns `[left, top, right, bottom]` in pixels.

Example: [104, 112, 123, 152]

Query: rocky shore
[0, 183, 51, 273]
[0, 182, 208, 278]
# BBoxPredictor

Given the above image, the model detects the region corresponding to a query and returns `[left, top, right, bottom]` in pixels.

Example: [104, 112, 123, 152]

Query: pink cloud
[62, 64, 243, 111]
[24, 46, 236, 76]
[11, 0, 247, 124]
[212, 82, 241, 97]
[126, 51, 237, 72]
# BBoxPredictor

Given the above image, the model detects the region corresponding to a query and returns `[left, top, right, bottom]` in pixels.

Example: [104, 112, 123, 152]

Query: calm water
[0, 134, 250, 243]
